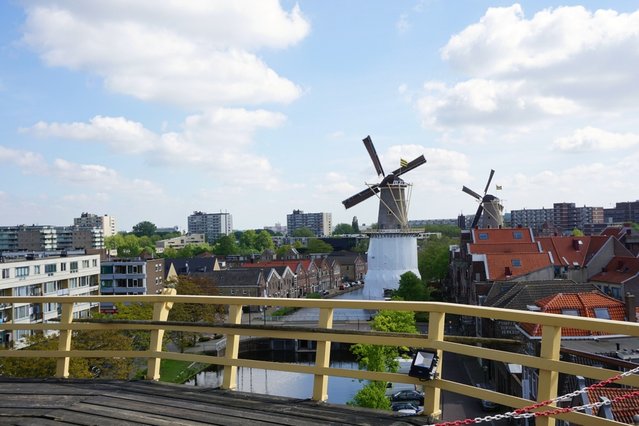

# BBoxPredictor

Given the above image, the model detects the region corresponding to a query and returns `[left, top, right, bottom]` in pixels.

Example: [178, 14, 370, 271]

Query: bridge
[1, 290, 639, 425]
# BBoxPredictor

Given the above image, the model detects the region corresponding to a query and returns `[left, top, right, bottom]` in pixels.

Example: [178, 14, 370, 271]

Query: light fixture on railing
[408, 349, 439, 381]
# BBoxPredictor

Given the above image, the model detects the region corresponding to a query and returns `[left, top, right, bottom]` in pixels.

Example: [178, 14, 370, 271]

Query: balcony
[0, 292, 638, 426]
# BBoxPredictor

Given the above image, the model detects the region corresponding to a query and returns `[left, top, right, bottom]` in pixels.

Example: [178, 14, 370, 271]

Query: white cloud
[415, 5, 639, 133]
[396, 14, 411, 34]
[26, 116, 156, 154]
[0, 146, 48, 174]
[22, 1, 309, 108]
[553, 127, 639, 152]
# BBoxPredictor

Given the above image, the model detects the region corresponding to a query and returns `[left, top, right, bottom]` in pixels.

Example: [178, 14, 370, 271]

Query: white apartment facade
[187, 211, 233, 243]
[0, 251, 100, 349]
[155, 233, 205, 253]
[74, 212, 117, 237]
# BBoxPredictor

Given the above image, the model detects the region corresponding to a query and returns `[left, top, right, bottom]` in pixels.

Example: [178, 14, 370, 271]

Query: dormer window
[513, 231, 523, 240]
[593, 307, 610, 319]
[479, 233, 489, 240]
[512, 259, 521, 267]
[561, 309, 579, 316]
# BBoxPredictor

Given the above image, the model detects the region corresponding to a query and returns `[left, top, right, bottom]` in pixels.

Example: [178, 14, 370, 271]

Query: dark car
[389, 389, 424, 405]
[476, 383, 498, 411]
[391, 402, 420, 415]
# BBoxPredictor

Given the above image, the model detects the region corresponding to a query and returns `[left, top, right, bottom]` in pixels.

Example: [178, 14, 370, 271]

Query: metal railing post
[55, 301, 74, 378]
[312, 307, 334, 401]
[536, 324, 562, 426]
[423, 311, 445, 419]
[146, 288, 175, 380]
[222, 304, 243, 390]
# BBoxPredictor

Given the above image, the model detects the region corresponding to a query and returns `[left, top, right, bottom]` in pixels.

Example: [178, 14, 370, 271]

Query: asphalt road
[441, 352, 494, 422]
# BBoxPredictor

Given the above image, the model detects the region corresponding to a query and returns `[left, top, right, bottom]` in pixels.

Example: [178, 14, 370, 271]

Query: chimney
[625, 293, 636, 322]
[505, 266, 512, 276]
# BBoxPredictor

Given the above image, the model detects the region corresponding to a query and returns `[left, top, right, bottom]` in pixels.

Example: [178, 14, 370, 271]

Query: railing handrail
[0, 293, 637, 426]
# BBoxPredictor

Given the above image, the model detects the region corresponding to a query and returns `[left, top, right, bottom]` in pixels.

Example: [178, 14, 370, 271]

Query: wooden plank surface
[0, 378, 427, 426]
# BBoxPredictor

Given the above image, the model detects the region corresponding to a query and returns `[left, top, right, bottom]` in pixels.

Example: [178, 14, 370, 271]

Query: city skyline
[2, 1, 639, 231]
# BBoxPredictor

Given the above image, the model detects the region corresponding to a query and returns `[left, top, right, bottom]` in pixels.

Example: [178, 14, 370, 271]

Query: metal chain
[427, 365, 639, 426]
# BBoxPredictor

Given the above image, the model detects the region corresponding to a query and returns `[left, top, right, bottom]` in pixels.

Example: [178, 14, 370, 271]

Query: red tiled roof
[590, 256, 639, 284]
[485, 253, 553, 281]
[536, 235, 611, 268]
[520, 291, 625, 337]
[600, 226, 624, 238]
[240, 260, 313, 271]
[471, 228, 534, 244]
[468, 242, 540, 254]
[587, 387, 639, 424]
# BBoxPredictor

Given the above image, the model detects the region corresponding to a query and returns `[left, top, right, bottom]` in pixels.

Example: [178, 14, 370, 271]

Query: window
[593, 308, 610, 319]
[1, 268, 9, 279]
[44, 282, 58, 294]
[14, 286, 28, 296]
[15, 266, 29, 277]
[34, 265, 40, 275]
[561, 309, 579, 316]
[45, 264, 56, 274]
[512, 259, 521, 267]
[70, 261, 78, 273]
[82, 260, 90, 268]
[101, 265, 113, 274]
[92, 259, 97, 267]
[101, 280, 113, 288]
[513, 231, 523, 240]
[478, 233, 489, 240]
[14, 305, 29, 320]
[60, 263, 67, 272]
[69, 278, 78, 289]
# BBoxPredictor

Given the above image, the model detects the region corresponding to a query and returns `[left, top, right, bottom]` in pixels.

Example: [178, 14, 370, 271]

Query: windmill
[342, 136, 426, 300]
[342, 136, 426, 229]
[462, 169, 504, 229]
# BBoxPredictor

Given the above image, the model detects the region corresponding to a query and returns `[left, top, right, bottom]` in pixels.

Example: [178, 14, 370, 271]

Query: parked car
[391, 402, 421, 415]
[476, 383, 498, 411]
[389, 389, 424, 406]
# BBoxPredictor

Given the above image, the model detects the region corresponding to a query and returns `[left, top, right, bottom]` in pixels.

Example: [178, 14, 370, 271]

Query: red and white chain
[428, 365, 639, 426]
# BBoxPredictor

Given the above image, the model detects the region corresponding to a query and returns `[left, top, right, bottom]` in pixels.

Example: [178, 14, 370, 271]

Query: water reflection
[187, 350, 364, 404]
[283, 287, 370, 322]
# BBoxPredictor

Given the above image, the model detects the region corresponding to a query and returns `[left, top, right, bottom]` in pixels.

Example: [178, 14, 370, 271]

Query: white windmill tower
[342, 136, 427, 300]
[462, 169, 504, 229]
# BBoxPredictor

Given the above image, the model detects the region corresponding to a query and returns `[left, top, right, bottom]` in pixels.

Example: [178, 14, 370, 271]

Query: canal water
[187, 288, 370, 404]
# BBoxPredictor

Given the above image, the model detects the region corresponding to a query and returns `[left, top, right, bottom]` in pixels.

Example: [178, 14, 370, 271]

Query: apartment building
[0, 251, 100, 348]
[187, 211, 233, 243]
[0, 225, 105, 251]
[509, 203, 603, 235]
[604, 201, 639, 224]
[155, 234, 205, 253]
[99, 258, 164, 312]
[286, 210, 332, 237]
[73, 213, 117, 237]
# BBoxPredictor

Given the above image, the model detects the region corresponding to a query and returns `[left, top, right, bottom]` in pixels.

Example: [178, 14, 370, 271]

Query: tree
[307, 238, 333, 253]
[353, 238, 369, 253]
[167, 276, 226, 352]
[255, 230, 275, 252]
[418, 236, 453, 283]
[333, 223, 354, 235]
[349, 309, 417, 409]
[292, 227, 315, 237]
[572, 228, 585, 236]
[239, 230, 258, 253]
[132, 221, 157, 237]
[394, 271, 430, 302]
[352, 216, 360, 233]
[214, 235, 239, 255]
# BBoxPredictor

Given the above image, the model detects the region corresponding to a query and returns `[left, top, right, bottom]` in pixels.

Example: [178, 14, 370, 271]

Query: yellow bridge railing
[1, 289, 639, 426]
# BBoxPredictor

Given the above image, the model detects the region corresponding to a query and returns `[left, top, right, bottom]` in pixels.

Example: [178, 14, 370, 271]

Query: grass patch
[271, 306, 298, 317]
[160, 359, 208, 383]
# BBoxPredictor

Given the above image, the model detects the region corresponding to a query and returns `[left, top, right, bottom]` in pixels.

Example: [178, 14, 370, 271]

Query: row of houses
[447, 223, 639, 422]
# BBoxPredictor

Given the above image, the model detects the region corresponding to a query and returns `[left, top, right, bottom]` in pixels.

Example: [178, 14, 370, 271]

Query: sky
[1, 1, 639, 232]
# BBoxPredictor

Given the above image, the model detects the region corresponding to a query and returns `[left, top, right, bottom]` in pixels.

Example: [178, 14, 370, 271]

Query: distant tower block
[342, 136, 426, 300]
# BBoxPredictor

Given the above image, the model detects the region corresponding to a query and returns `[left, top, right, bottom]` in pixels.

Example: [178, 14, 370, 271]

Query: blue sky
[2, 1, 639, 232]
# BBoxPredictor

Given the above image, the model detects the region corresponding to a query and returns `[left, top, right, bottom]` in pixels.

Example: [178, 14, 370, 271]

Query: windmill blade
[471, 204, 484, 228]
[342, 184, 380, 209]
[483, 169, 495, 195]
[391, 155, 426, 177]
[362, 136, 385, 177]
[462, 185, 482, 201]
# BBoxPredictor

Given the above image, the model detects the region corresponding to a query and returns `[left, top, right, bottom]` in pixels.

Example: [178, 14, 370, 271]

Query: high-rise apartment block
[73, 213, 117, 237]
[0, 225, 104, 252]
[286, 210, 332, 237]
[510, 203, 604, 234]
[604, 201, 639, 224]
[187, 211, 233, 243]
[0, 250, 100, 348]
